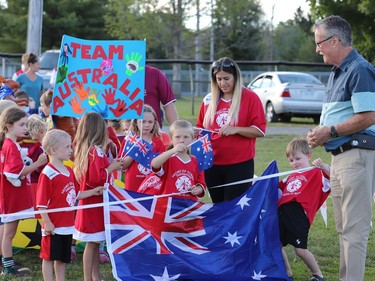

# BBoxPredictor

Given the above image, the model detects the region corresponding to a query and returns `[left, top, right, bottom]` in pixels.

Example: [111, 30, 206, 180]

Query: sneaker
[99, 250, 110, 263]
[14, 260, 22, 268]
[308, 275, 325, 281]
[1, 266, 30, 276]
[71, 248, 77, 261]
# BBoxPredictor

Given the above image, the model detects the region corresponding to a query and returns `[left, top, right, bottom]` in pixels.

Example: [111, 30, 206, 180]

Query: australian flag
[191, 131, 213, 172]
[121, 132, 158, 169]
[103, 161, 288, 281]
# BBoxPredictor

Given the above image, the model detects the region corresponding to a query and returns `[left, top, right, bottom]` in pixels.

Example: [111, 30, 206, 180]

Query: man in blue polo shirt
[307, 16, 375, 281]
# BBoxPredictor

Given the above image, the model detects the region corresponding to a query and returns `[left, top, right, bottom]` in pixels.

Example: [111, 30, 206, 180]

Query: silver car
[38, 49, 60, 90]
[247, 71, 325, 123]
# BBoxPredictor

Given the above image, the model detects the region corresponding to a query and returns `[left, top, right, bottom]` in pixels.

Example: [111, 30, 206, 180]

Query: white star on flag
[150, 267, 180, 281]
[259, 209, 266, 219]
[237, 195, 252, 210]
[223, 231, 242, 247]
[252, 270, 267, 280]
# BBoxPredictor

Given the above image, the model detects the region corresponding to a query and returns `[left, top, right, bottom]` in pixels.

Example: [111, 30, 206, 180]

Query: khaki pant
[331, 148, 375, 281]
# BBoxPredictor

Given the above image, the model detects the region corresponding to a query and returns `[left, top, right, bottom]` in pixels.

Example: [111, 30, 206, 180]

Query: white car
[247, 71, 326, 123]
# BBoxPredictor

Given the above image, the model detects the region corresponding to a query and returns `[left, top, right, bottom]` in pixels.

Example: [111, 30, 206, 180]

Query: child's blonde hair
[27, 114, 47, 140]
[130, 104, 159, 137]
[0, 106, 27, 149]
[169, 120, 194, 138]
[0, 100, 17, 114]
[42, 129, 71, 155]
[286, 137, 312, 157]
[73, 112, 108, 181]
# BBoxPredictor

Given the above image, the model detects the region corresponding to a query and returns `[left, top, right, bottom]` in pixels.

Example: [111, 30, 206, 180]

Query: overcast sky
[261, 0, 310, 25]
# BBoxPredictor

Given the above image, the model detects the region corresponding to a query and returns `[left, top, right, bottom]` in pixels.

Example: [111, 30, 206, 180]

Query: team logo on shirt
[286, 179, 302, 193]
[66, 188, 77, 207]
[175, 176, 192, 194]
[137, 163, 152, 175]
[216, 112, 228, 127]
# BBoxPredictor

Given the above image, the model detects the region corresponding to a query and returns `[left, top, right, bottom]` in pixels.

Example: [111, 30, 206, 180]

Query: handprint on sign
[88, 88, 101, 106]
[110, 100, 128, 117]
[125, 52, 145, 76]
[73, 82, 90, 100]
[70, 96, 86, 114]
[92, 103, 109, 118]
[103, 88, 119, 105]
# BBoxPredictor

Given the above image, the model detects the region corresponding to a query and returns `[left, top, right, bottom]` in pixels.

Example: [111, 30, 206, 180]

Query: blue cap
[0, 86, 14, 100]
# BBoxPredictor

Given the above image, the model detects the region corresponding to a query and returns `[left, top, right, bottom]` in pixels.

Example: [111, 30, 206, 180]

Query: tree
[0, 0, 29, 53]
[0, 0, 112, 53]
[310, 0, 375, 63]
[212, 0, 265, 60]
[272, 9, 322, 63]
[104, 0, 196, 59]
[105, 0, 198, 96]
[43, 0, 111, 49]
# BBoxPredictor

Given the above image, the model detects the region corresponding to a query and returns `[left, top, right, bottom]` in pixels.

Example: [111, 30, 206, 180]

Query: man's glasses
[212, 59, 234, 70]
[315, 35, 334, 48]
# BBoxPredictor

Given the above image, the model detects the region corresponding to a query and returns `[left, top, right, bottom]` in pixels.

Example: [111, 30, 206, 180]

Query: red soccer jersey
[19, 139, 46, 183]
[145, 66, 176, 127]
[0, 138, 33, 216]
[124, 136, 165, 191]
[74, 146, 112, 240]
[36, 164, 79, 234]
[196, 88, 266, 165]
[139, 155, 206, 201]
[278, 168, 331, 225]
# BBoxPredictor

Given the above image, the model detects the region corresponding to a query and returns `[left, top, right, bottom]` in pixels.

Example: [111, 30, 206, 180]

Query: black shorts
[278, 202, 310, 249]
[205, 159, 254, 203]
[40, 234, 72, 263]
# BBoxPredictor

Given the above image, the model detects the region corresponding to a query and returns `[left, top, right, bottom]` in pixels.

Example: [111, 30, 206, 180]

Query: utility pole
[269, 4, 275, 70]
[193, 0, 202, 114]
[26, 0, 43, 56]
[209, 0, 214, 62]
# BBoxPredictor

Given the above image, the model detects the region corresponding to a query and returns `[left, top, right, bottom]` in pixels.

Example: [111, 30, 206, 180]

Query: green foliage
[213, 0, 265, 60]
[104, 0, 196, 59]
[310, 0, 375, 63]
[43, 0, 112, 49]
[0, 0, 29, 52]
[0, 0, 112, 53]
[273, 21, 322, 63]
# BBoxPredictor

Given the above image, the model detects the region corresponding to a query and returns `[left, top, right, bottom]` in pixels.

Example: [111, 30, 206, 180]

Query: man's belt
[330, 141, 353, 156]
[330, 134, 375, 156]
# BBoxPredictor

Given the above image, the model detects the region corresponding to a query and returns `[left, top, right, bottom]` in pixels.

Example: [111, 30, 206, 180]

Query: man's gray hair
[314, 15, 352, 47]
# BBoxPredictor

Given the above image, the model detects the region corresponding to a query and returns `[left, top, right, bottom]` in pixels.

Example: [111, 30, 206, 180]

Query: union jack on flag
[121, 132, 158, 169]
[121, 131, 139, 156]
[104, 161, 289, 281]
[191, 131, 214, 172]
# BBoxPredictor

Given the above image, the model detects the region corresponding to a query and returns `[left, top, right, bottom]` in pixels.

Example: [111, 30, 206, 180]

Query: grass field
[2, 97, 374, 280]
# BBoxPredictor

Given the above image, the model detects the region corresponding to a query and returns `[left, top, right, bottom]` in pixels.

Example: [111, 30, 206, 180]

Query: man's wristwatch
[330, 126, 339, 138]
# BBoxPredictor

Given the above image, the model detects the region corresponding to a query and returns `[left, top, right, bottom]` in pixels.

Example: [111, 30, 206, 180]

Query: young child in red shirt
[139, 120, 206, 201]
[278, 138, 330, 281]
[121, 105, 165, 191]
[36, 129, 104, 281]
[0, 106, 48, 276]
[73, 112, 124, 281]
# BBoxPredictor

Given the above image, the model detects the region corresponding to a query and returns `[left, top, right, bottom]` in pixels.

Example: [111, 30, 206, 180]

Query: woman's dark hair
[27, 53, 38, 65]
[211, 57, 238, 79]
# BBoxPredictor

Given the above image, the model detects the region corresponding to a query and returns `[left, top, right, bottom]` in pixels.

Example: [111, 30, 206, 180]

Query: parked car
[38, 49, 60, 90]
[247, 71, 326, 123]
